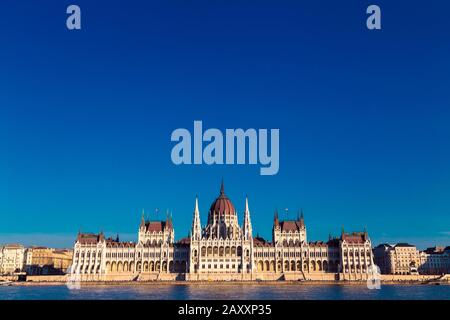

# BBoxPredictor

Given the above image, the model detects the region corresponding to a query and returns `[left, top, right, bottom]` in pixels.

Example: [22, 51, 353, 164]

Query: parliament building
[71, 182, 375, 281]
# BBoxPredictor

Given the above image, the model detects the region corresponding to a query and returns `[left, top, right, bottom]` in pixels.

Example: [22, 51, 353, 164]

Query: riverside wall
[9, 273, 448, 283]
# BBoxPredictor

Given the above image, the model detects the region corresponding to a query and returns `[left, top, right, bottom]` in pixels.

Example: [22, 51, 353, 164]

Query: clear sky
[1, 1, 449, 249]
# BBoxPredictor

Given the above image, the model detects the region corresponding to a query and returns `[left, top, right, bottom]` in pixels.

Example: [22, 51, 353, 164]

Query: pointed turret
[273, 209, 279, 227]
[140, 209, 146, 229]
[191, 196, 202, 240]
[243, 196, 253, 240]
[299, 208, 305, 227]
[166, 211, 173, 229]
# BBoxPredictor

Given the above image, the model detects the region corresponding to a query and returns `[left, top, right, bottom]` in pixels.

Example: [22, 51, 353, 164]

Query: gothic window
[290, 260, 295, 271]
[258, 261, 263, 271]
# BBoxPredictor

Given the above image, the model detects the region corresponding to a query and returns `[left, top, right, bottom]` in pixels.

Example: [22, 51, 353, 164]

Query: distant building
[419, 246, 450, 275]
[372, 244, 393, 274]
[373, 243, 420, 275]
[0, 244, 25, 275]
[71, 181, 375, 281]
[24, 247, 73, 275]
[373, 243, 450, 275]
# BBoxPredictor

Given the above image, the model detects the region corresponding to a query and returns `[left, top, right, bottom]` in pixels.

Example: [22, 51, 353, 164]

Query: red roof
[77, 233, 104, 244]
[106, 241, 135, 248]
[341, 232, 368, 244]
[207, 181, 237, 225]
[253, 237, 273, 247]
[145, 221, 171, 232]
[209, 181, 235, 215]
[279, 220, 304, 232]
[309, 241, 327, 247]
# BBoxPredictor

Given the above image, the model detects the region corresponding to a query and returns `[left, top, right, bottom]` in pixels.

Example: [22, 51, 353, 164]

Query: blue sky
[1, 1, 449, 249]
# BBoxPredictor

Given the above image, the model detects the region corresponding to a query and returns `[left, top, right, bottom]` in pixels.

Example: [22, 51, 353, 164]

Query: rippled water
[0, 284, 449, 300]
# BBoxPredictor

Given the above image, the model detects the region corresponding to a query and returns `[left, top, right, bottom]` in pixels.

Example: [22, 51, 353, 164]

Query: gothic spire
[192, 196, 202, 240]
[298, 208, 305, 226]
[273, 209, 279, 226]
[243, 196, 253, 240]
[140, 209, 145, 228]
[245, 195, 249, 213]
[220, 178, 225, 195]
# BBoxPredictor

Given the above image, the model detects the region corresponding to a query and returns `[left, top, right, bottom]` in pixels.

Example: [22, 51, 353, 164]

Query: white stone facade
[373, 244, 450, 275]
[0, 244, 25, 275]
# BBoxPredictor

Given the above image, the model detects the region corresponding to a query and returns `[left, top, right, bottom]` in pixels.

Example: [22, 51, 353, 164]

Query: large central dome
[209, 181, 236, 216]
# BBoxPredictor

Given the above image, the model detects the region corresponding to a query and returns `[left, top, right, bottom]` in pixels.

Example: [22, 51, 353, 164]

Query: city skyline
[0, 180, 449, 250]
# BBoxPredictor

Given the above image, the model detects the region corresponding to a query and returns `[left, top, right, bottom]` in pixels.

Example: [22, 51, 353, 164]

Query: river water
[0, 284, 449, 300]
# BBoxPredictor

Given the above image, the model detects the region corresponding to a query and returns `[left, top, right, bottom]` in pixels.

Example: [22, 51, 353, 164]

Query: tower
[191, 196, 202, 241]
[242, 196, 254, 275]
[243, 196, 253, 240]
[139, 209, 145, 231]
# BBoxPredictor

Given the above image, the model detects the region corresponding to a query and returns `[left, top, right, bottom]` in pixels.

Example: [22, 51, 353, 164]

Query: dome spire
[220, 178, 225, 195]
[207, 180, 236, 225]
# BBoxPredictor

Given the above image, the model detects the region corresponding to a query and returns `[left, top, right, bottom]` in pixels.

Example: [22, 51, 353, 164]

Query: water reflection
[0, 284, 448, 300]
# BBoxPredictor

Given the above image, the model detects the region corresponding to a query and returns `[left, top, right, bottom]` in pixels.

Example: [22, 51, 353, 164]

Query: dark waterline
[0, 284, 449, 300]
